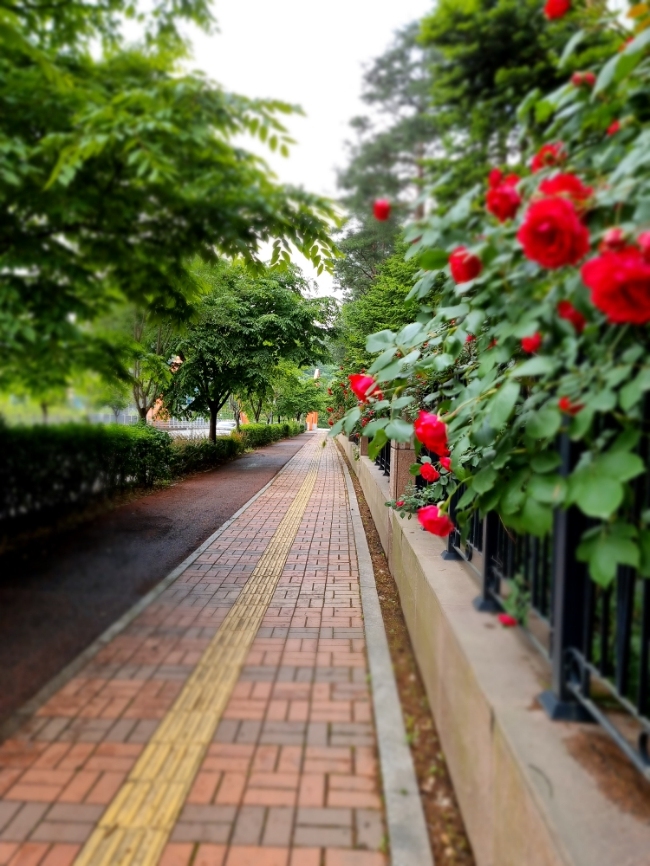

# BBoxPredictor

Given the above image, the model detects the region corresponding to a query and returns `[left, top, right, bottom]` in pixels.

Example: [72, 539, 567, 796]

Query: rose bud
[521, 332, 542, 353]
[637, 231, 650, 263]
[449, 246, 482, 283]
[420, 463, 440, 483]
[599, 227, 626, 253]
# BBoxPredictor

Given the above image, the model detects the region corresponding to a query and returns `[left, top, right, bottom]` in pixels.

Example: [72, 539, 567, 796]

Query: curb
[338, 452, 435, 866]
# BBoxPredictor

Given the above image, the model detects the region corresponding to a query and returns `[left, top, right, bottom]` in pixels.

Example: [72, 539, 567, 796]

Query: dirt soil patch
[339, 444, 475, 865]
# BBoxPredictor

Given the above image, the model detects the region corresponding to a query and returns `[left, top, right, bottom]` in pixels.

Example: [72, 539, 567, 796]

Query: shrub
[170, 437, 243, 475]
[0, 423, 173, 528]
[239, 421, 304, 448]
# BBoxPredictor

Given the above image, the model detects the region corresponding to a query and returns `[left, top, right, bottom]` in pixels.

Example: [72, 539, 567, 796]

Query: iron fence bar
[473, 511, 501, 612]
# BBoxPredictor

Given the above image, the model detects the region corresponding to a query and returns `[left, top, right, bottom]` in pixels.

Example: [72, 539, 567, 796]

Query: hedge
[0, 420, 305, 536]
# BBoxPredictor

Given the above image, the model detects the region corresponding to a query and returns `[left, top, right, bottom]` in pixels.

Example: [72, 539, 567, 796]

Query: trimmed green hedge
[0, 420, 306, 535]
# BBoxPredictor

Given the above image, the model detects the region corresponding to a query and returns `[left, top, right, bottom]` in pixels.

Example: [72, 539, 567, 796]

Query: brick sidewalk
[0, 435, 388, 866]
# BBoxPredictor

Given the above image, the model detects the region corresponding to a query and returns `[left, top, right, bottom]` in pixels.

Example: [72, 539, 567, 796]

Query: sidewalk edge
[338, 453, 435, 866]
[0, 438, 313, 743]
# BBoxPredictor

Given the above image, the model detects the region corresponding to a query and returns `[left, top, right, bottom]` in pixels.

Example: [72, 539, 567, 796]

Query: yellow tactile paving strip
[73, 456, 320, 866]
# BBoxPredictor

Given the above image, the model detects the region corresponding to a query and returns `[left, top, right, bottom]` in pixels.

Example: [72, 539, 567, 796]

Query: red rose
[544, 0, 570, 19]
[599, 227, 626, 253]
[414, 410, 449, 457]
[449, 246, 482, 283]
[539, 173, 593, 212]
[486, 178, 521, 222]
[348, 374, 382, 402]
[417, 505, 455, 537]
[395, 500, 405, 507]
[497, 613, 518, 628]
[328, 419, 334, 426]
[558, 396, 584, 415]
[607, 120, 621, 136]
[327, 407, 333, 413]
[581, 247, 650, 324]
[439, 456, 452, 472]
[557, 300, 586, 333]
[466, 334, 475, 343]
[420, 463, 440, 483]
[521, 332, 542, 353]
[373, 199, 391, 221]
[571, 71, 596, 88]
[517, 197, 590, 269]
[531, 142, 566, 172]
[638, 232, 650, 262]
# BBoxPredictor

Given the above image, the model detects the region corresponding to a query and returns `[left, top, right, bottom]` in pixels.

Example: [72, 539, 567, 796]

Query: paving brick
[324, 850, 387, 866]
[6, 842, 49, 866]
[194, 844, 227, 866]
[225, 848, 289, 866]
[1, 805, 49, 842]
[40, 844, 80, 866]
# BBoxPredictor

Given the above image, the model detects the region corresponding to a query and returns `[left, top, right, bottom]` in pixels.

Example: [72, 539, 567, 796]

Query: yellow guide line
[74, 455, 320, 866]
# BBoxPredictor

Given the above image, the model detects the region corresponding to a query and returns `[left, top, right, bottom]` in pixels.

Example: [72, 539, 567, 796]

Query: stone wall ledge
[337, 436, 650, 866]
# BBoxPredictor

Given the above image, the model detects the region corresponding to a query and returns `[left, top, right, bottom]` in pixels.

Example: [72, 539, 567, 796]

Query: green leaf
[526, 407, 561, 440]
[530, 452, 561, 473]
[385, 418, 413, 442]
[488, 381, 520, 430]
[512, 357, 558, 378]
[639, 529, 650, 578]
[593, 53, 620, 97]
[569, 472, 624, 520]
[559, 29, 585, 68]
[595, 451, 645, 482]
[364, 417, 389, 437]
[368, 429, 388, 460]
[527, 473, 566, 505]
[392, 396, 415, 410]
[395, 322, 425, 346]
[419, 249, 449, 270]
[366, 330, 396, 352]
[343, 407, 361, 434]
[329, 419, 344, 437]
[620, 367, 650, 412]
[518, 498, 553, 537]
[472, 465, 498, 495]
[577, 527, 640, 587]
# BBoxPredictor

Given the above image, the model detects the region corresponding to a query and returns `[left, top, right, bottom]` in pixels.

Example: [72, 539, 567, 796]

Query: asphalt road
[0, 434, 311, 725]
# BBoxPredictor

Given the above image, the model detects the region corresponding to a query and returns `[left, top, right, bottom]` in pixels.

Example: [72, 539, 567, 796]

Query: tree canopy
[0, 0, 339, 395]
[165, 261, 335, 440]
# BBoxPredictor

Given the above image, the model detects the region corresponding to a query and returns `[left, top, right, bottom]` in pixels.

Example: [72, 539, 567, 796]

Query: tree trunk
[41, 402, 48, 425]
[209, 404, 217, 443]
[137, 404, 148, 422]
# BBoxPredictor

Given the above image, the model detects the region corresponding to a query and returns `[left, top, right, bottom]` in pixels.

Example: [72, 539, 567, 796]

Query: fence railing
[431, 433, 650, 781]
[374, 442, 391, 477]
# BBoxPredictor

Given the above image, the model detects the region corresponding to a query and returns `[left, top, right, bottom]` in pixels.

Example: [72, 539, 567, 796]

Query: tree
[419, 0, 615, 201]
[337, 244, 423, 372]
[274, 366, 325, 422]
[0, 0, 339, 393]
[334, 23, 440, 300]
[165, 262, 335, 441]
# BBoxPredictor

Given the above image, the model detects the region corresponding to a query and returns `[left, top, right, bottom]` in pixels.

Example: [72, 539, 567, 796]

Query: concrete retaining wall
[337, 436, 650, 866]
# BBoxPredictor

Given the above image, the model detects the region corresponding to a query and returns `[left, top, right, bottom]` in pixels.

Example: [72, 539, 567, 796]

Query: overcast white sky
[183, 0, 435, 294]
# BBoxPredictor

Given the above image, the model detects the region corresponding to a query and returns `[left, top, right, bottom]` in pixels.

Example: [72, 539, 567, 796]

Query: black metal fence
[439, 434, 650, 781]
[374, 442, 391, 477]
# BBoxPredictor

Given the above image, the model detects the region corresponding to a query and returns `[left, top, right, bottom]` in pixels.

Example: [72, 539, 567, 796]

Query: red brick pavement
[0, 435, 387, 866]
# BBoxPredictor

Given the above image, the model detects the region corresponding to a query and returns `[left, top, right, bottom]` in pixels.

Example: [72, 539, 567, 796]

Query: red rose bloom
[373, 199, 391, 221]
[571, 71, 596, 88]
[348, 374, 381, 402]
[539, 173, 593, 212]
[449, 246, 482, 283]
[557, 300, 586, 333]
[498, 613, 518, 628]
[581, 248, 650, 325]
[439, 456, 452, 472]
[558, 396, 584, 415]
[544, 0, 570, 19]
[521, 332, 542, 353]
[486, 180, 521, 222]
[638, 232, 650, 263]
[395, 500, 405, 507]
[599, 227, 626, 253]
[328, 419, 334, 426]
[531, 142, 566, 173]
[414, 411, 449, 457]
[607, 120, 621, 136]
[420, 463, 440, 483]
[517, 197, 590, 269]
[466, 334, 475, 343]
[417, 505, 455, 538]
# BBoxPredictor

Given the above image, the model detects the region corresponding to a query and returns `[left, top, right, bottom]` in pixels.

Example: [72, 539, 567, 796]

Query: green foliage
[419, 0, 615, 202]
[338, 245, 424, 371]
[0, 0, 339, 393]
[0, 423, 174, 533]
[0, 418, 304, 536]
[165, 261, 334, 441]
[335, 23, 439, 299]
[336, 4, 650, 588]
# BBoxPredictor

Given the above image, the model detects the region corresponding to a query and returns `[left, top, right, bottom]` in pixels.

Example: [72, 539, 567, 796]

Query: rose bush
[331, 2, 650, 585]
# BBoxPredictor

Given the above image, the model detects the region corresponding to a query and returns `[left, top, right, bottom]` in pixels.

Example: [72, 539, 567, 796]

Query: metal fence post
[539, 432, 593, 722]
[473, 511, 501, 612]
